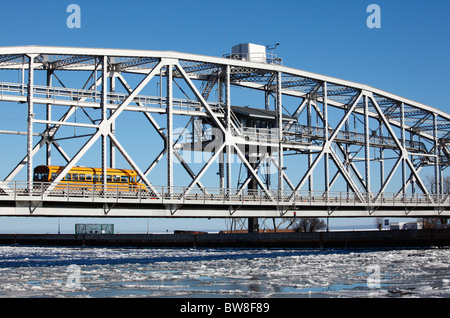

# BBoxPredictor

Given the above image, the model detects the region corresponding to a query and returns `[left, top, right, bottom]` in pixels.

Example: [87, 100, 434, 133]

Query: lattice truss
[0, 47, 448, 203]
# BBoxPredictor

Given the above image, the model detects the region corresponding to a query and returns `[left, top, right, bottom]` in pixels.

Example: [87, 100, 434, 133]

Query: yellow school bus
[33, 165, 147, 193]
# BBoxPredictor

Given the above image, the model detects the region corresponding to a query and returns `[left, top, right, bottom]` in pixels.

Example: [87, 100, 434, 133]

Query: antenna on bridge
[266, 43, 282, 64]
[266, 43, 280, 52]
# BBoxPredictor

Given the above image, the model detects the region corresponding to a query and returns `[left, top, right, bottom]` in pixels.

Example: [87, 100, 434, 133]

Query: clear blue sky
[0, 0, 448, 233]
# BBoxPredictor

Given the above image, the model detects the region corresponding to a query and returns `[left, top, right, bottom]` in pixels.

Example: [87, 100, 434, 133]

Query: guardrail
[0, 81, 223, 113]
[223, 52, 283, 65]
[286, 123, 427, 152]
[0, 181, 448, 207]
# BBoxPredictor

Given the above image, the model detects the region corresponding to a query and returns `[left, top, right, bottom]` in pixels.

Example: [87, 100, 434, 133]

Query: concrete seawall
[1, 229, 450, 248]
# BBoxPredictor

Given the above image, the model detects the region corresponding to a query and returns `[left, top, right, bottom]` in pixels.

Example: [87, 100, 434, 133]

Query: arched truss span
[0, 46, 448, 218]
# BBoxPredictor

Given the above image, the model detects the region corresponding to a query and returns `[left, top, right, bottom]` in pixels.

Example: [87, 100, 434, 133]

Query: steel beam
[324, 82, 330, 194]
[364, 94, 371, 194]
[225, 65, 232, 193]
[434, 113, 440, 195]
[26, 54, 36, 188]
[277, 71, 283, 193]
[46, 69, 52, 165]
[101, 56, 108, 193]
[401, 102, 406, 195]
[167, 64, 174, 192]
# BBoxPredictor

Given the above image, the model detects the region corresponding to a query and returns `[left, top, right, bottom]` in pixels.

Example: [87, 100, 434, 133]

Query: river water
[0, 246, 449, 298]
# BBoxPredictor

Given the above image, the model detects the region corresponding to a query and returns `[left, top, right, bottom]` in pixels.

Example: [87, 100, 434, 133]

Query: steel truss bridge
[0, 46, 449, 228]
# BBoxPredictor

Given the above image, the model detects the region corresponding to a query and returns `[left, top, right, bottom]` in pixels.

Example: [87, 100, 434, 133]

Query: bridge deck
[0, 182, 448, 218]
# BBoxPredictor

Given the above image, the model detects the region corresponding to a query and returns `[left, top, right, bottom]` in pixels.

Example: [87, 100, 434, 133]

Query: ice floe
[0, 246, 448, 297]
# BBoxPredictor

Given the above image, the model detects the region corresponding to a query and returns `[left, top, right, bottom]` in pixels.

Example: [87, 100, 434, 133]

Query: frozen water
[0, 246, 449, 298]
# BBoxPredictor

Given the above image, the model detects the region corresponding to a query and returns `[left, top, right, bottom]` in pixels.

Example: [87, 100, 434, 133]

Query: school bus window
[79, 174, 85, 181]
[72, 174, 79, 181]
[121, 176, 128, 183]
[51, 173, 57, 180]
[86, 174, 92, 181]
[64, 174, 71, 181]
[34, 172, 48, 181]
[106, 175, 112, 183]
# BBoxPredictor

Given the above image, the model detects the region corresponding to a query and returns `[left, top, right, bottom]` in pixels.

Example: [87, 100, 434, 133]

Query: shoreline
[1, 229, 450, 248]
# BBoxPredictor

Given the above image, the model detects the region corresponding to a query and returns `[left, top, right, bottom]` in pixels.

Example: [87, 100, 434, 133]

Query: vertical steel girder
[26, 54, 36, 188]
[225, 65, 232, 193]
[307, 99, 313, 192]
[45, 69, 52, 166]
[323, 82, 330, 195]
[101, 56, 108, 192]
[109, 71, 116, 169]
[434, 114, 440, 195]
[277, 71, 283, 194]
[167, 64, 174, 192]
[401, 102, 406, 196]
[364, 94, 371, 195]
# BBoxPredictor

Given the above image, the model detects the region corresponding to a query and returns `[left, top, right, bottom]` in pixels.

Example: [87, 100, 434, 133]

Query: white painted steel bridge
[0, 45, 449, 223]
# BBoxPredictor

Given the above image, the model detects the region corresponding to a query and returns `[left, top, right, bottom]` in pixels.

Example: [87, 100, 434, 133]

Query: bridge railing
[0, 181, 448, 207]
[0, 81, 225, 113]
[286, 123, 427, 152]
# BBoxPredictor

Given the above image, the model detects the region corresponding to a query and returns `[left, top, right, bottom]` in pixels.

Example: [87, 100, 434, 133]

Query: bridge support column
[247, 160, 259, 233]
[225, 65, 232, 195]
[109, 73, 116, 168]
[46, 69, 52, 166]
[167, 63, 174, 194]
[27, 54, 37, 189]
[101, 56, 108, 194]
[248, 217, 259, 234]
[276, 71, 283, 195]
[433, 113, 441, 196]
[323, 82, 329, 195]
[364, 94, 371, 195]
